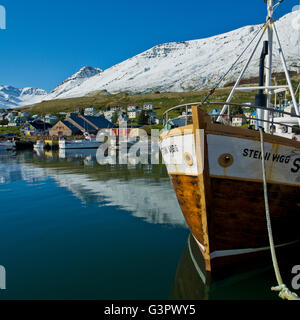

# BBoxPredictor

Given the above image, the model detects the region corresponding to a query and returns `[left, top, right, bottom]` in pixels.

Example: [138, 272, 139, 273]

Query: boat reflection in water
[58, 148, 97, 167]
[171, 234, 300, 300]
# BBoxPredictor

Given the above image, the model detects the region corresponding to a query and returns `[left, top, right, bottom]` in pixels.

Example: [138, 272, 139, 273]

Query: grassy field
[0, 126, 20, 136]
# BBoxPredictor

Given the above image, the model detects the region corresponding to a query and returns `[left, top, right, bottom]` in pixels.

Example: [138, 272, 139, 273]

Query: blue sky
[0, 0, 298, 91]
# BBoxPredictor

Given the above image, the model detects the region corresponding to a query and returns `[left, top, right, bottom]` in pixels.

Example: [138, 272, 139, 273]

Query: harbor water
[0, 150, 298, 300]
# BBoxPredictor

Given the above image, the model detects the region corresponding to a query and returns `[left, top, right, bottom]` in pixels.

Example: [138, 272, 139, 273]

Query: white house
[104, 110, 114, 118]
[0, 111, 7, 121]
[128, 110, 141, 119]
[231, 114, 247, 127]
[19, 112, 31, 119]
[143, 102, 155, 111]
[32, 114, 41, 121]
[110, 106, 122, 112]
[84, 108, 97, 116]
[44, 114, 58, 125]
[127, 105, 139, 112]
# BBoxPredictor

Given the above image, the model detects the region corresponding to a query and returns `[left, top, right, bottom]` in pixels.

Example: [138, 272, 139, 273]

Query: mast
[217, 0, 300, 127]
[263, 0, 274, 133]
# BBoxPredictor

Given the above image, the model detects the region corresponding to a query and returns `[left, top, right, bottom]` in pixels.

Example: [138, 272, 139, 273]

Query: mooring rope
[259, 127, 299, 300]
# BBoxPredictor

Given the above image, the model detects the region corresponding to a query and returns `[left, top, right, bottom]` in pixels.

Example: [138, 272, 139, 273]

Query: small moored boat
[59, 132, 102, 150]
[0, 140, 16, 151]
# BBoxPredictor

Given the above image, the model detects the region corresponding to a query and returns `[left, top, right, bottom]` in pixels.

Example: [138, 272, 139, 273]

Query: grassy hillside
[23, 73, 299, 120]
[24, 89, 254, 116]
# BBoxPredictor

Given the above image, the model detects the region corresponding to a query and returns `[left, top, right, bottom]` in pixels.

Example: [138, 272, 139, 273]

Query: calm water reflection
[0, 150, 298, 300]
[0, 150, 188, 299]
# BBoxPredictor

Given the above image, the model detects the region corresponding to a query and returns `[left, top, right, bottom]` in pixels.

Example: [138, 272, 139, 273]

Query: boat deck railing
[162, 101, 300, 131]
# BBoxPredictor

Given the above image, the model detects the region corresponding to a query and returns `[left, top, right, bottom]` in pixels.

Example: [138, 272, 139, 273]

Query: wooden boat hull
[159, 106, 300, 273]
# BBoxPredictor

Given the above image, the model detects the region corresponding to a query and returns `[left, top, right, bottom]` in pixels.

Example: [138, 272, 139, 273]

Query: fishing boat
[0, 140, 16, 151]
[59, 132, 102, 150]
[159, 1, 300, 274]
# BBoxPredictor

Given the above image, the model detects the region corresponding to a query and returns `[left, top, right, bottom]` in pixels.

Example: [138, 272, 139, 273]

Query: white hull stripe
[210, 239, 300, 260]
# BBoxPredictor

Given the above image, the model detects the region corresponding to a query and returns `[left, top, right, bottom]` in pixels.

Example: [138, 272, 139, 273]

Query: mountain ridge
[0, 85, 47, 109]
[1, 11, 299, 109]
[44, 11, 300, 100]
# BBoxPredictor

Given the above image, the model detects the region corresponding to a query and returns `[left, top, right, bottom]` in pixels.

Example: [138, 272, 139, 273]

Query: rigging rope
[259, 127, 300, 300]
[201, 21, 269, 104]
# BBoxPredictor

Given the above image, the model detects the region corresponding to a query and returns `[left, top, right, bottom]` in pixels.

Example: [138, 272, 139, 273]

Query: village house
[208, 108, 221, 121]
[19, 112, 31, 119]
[128, 110, 141, 120]
[249, 110, 257, 126]
[21, 121, 52, 136]
[0, 111, 8, 122]
[49, 120, 82, 137]
[67, 112, 79, 118]
[49, 115, 114, 136]
[6, 112, 18, 123]
[110, 106, 122, 112]
[127, 105, 140, 112]
[31, 114, 41, 121]
[44, 114, 58, 125]
[8, 116, 26, 127]
[104, 110, 114, 118]
[6, 110, 29, 126]
[143, 102, 155, 111]
[231, 114, 247, 127]
[84, 108, 97, 116]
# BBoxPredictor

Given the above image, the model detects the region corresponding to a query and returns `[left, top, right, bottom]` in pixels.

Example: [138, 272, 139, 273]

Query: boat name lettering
[161, 144, 179, 155]
[242, 149, 290, 164]
[291, 158, 300, 173]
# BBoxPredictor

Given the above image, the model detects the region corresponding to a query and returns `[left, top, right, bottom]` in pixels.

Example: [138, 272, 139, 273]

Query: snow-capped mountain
[44, 11, 300, 100]
[46, 66, 103, 100]
[0, 86, 47, 109]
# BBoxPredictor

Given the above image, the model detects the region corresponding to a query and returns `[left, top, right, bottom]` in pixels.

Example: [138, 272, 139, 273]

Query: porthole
[184, 152, 194, 166]
[218, 153, 234, 168]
